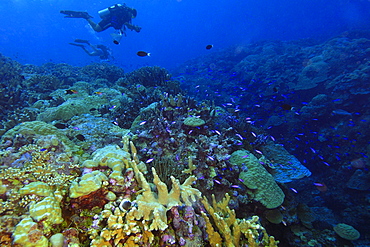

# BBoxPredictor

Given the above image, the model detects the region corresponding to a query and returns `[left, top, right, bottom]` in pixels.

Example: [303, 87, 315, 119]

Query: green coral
[37, 95, 107, 122]
[230, 150, 285, 209]
[333, 223, 360, 241]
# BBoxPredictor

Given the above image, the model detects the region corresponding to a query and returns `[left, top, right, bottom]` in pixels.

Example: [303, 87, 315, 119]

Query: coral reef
[2, 31, 370, 246]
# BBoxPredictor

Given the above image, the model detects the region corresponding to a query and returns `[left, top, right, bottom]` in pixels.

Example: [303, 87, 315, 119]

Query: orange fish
[95, 92, 104, 95]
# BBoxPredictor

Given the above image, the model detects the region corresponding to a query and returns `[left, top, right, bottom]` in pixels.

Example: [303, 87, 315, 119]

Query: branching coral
[201, 193, 279, 247]
[88, 138, 202, 246]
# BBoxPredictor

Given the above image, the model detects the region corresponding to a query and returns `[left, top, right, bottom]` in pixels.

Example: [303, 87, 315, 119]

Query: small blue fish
[290, 188, 298, 193]
[236, 134, 244, 140]
[145, 158, 154, 163]
[332, 109, 352, 116]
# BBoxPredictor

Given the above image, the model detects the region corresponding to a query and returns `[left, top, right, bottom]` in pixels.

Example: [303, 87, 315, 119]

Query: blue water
[1, 0, 369, 71]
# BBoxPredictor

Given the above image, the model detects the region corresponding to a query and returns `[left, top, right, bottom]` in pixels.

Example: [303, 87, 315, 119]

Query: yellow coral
[29, 196, 63, 225]
[89, 139, 202, 246]
[69, 171, 108, 198]
[201, 194, 279, 247]
[12, 217, 49, 247]
[131, 161, 201, 231]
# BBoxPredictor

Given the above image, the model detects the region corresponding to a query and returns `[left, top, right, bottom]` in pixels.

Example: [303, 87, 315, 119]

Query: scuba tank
[98, 4, 123, 18]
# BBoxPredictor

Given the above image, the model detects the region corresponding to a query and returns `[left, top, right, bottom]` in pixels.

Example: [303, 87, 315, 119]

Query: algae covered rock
[183, 116, 206, 127]
[37, 95, 108, 122]
[230, 150, 285, 209]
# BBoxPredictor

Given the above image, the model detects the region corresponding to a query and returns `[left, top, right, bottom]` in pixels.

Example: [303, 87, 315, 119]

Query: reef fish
[137, 51, 150, 57]
[65, 89, 78, 94]
[206, 44, 213, 50]
[280, 103, 293, 111]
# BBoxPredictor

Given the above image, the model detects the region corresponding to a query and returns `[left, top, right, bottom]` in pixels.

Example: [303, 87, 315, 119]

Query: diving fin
[60, 10, 93, 19]
[69, 43, 85, 48]
[74, 39, 90, 44]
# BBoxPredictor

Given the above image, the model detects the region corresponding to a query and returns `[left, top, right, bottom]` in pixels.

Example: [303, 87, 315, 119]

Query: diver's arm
[124, 22, 141, 32]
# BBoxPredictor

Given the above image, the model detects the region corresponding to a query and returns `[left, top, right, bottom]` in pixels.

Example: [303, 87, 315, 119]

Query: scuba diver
[69, 39, 113, 61]
[61, 3, 141, 44]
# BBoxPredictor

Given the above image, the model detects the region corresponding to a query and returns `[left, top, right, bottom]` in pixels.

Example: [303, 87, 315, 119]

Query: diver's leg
[86, 19, 103, 32]
[79, 46, 93, 56]
[89, 44, 99, 53]
[69, 43, 92, 56]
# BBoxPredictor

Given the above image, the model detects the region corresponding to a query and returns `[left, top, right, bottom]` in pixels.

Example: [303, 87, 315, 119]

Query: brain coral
[333, 223, 360, 241]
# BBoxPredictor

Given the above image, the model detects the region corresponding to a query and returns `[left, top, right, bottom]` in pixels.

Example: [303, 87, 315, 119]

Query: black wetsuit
[98, 46, 110, 60]
[98, 5, 133, 31]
